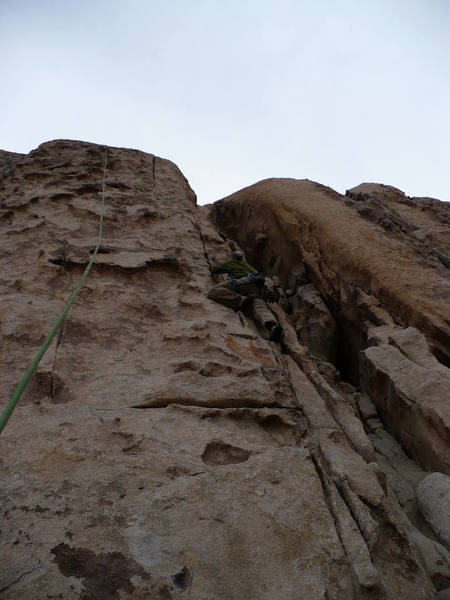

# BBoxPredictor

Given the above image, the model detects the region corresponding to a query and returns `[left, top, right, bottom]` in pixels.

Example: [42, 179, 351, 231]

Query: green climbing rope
[0, 146, 108, 435]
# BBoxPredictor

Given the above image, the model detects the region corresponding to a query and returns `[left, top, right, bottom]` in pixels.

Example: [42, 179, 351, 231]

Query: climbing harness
[228, 274, 266, 294]
[0, 147, 108, 435]
[228, 276, 241, 292]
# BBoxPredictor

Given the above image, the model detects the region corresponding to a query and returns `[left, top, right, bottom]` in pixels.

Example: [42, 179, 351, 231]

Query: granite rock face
[417, 473, 450, 550]
[0, 142, 449, 599]
[214, 180, 450, 469]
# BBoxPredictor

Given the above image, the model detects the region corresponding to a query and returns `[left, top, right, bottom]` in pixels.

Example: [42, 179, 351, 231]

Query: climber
[208, 251, 283, 342]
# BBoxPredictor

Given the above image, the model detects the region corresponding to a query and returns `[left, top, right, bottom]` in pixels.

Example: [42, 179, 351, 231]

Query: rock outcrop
[214, 180, 450, 470]
[0, 141, 449, 599]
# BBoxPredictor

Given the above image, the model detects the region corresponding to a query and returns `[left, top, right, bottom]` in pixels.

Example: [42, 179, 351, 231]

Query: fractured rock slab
[417, 473, 450, 551]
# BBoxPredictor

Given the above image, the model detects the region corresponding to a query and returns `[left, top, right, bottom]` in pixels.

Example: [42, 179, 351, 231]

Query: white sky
[1, 0, 449, 204]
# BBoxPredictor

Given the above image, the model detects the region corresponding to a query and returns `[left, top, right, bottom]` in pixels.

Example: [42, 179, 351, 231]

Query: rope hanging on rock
[0, 146, 108, 435]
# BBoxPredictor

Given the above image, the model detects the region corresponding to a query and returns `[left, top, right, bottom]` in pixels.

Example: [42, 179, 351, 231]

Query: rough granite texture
[0, 140, 449, 599]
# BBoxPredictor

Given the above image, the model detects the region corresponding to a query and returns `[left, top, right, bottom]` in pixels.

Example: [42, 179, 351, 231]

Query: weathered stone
[346, 183, 450, 265]
[384, 488, 450, 591]
[214, 178, 450, 366]
[361, 343, 450, 474]
[357, 393, 378, 421]
[417, 473, 450, 550]
[389, 326, 449, 373]
[290, 283, 337, 362]
[0, 141, 447, 598]
[367, 324, 398, 347]
[369, 428, 425, 520]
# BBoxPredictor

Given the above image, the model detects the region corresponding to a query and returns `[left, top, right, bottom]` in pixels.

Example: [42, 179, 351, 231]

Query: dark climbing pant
[208, 276, 277, 330]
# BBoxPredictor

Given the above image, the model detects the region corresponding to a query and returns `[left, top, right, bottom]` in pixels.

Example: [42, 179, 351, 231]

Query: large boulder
[360, 326, 450, 474]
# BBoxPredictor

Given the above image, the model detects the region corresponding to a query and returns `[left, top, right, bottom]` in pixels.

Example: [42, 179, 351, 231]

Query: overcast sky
[1, 0, 449, 203]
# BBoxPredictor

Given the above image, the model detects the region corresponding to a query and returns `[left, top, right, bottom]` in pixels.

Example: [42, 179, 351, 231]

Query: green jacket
[212, 259, 258, 280]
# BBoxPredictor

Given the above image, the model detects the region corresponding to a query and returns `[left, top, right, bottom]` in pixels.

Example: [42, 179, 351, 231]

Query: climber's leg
[252, 298, 283, 342]
[208, 275, 261, 311]
[208, 282, 244, 310]
[252, 298, 277, 329]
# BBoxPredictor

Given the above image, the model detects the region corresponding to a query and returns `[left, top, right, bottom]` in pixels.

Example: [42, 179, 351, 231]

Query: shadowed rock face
[214, 180, 450, 471]
[0, 141, 449, 599]
[214, 178, 450, 365]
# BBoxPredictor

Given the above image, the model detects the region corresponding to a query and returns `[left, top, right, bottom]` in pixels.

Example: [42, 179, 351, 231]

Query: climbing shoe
[238, 295, 257, 312]
[268, 323, 283, 343]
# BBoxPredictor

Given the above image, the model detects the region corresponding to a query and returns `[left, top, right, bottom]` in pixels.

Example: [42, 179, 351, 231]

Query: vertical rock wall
[0, 142, 449, 599]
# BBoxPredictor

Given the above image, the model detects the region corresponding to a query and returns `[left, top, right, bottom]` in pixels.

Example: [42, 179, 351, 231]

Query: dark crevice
[172, 566, 192, 590]
[214, 216, 365, 385]
[431, 345, 450, 368]
[48, 257, 183, 275]
[334, 315, 364, 385]
[192, 221, 214, 273]
[315, 292, 365, 385]
[90, 246, 113, 255]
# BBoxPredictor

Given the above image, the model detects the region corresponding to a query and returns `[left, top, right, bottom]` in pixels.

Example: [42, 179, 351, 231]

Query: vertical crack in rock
[309, 446, 387, 599]
[0, 565, 44, 595]
[192, 219, 214, 272]
[281, 349, 386, 598]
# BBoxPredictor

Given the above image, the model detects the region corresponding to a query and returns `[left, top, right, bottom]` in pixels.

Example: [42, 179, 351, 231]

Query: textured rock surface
[417, 473, 450, 550]
[214, 180, 450, 471]
[0, 143, 449, 598]
[361, 332, 450, 473]
[346, 183, 450, 267]
[214, 179, 450, 365]
[289, 283, 337, 362]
